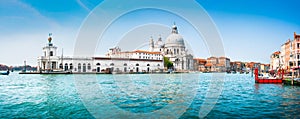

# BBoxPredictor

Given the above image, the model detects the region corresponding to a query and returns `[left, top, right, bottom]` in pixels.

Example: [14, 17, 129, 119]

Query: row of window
[96, 63, 160, 67]
[44, 51, 54, 57]
[58, 63, 161, 72]
[136, 53, 161, 56]
[138, 56, 161, 60]
[166, 48, 182, 55]
[59, 63, 92, 70]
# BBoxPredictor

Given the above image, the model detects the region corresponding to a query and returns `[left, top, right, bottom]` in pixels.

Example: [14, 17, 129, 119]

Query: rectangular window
[298, 43, 300, 49]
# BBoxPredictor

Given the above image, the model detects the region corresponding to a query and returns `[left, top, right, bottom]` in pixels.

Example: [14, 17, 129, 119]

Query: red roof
[205, 63, 213, 67]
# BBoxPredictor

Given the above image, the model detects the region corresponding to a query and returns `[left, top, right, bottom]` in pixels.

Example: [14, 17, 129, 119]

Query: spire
[47, 33, 54, 46]
[171, 22, 178, 34]
[158, 34, 162, 41]
[48, 33, 52, 43]
[149, 36, 154, 51]
[150, 36, 154, 47]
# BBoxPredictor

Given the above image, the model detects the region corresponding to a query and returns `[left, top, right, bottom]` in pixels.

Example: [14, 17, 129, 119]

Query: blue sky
[0, 0, 299, 66]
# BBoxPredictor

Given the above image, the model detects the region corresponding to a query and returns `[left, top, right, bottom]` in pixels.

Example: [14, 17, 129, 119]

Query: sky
[0, 0, 300, 66]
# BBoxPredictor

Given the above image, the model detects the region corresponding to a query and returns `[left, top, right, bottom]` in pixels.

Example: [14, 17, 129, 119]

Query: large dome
[165, 25, 185, 47]
[165, 34, 185, 47]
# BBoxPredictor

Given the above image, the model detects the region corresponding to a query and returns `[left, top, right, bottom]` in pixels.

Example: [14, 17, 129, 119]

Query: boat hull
[255, 79, 282, 83]
[254, 68, 284, 84]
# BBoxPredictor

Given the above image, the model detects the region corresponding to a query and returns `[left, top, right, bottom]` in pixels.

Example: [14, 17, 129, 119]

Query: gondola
[1, 70, 10, 75]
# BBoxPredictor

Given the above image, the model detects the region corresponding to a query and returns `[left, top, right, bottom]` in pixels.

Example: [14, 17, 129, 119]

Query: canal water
[0, 72, 299, 118]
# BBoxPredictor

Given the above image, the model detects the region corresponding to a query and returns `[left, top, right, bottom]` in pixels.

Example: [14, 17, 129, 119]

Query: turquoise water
[0, 72, 299, 118]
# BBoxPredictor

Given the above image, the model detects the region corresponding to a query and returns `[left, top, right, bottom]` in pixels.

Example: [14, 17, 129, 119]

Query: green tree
[164, 57, 173, 69]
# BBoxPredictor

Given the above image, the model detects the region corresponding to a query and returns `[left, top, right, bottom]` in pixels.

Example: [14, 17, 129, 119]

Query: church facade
[37, 24, 193, 73]
[149, 24, 194, 71]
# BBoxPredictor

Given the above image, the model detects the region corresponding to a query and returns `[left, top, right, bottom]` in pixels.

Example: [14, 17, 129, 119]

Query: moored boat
[254, 68, 283, 84]
[0, 70, 10, 75]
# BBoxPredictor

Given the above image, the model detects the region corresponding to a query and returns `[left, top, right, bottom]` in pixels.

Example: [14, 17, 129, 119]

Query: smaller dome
[155, 36, 164, 48]
[155, 40, 164, 48]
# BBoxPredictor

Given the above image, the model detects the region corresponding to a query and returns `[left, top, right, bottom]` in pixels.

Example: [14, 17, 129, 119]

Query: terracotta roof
[205, 63, 213, 67]
[216, 64, 224, 67]
[207, 57, 217, 60]
[219, 57, 230, 59]
[273, 51, 280, 55]
[133, 50, 161, 54]
[93, 57, 162, 62]
[295, 32, 300, 38]
[110, 50, 162, 55]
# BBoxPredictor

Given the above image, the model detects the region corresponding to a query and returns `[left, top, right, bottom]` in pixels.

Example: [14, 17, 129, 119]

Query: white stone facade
[37, 38, 164, 73]
[149, 24, 194, 71]
[37, 24, 194, 73]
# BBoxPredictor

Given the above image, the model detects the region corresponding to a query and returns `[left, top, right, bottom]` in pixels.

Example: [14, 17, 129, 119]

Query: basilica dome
[165, 25, 185, 47]
[165, 34, 185, 47]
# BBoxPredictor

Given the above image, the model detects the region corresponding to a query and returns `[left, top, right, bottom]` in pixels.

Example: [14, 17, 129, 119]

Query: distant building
[206, 57, 218, 72]
[194, 56, 230, 72]
[230, 61, 245, 72]
[0, 64, 9, 71]
[193, 58, 206, 72]
[270, 51, 281, 70]
[218, 57, 231, 72]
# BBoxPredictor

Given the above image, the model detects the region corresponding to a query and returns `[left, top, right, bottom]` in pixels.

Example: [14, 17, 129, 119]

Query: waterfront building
[37, 24, 195, 73]
[37, 37, 164, 73]
[194, 57, 230, 72]
[218, 57, 231, 72]
[260, 64, 270, 73]
[0, 64, 9, 70]
[291, 32, 300, 69]
[149, 24, 194, 71]
[283, 39, 292, 70]
[270, 51, 281, 70]
[205, 57, 218, 72]
[230, 61, 245, 72]
[193, 58, 206, 72]
[272, 32, 300, 73]
[245, 62, 261, 71]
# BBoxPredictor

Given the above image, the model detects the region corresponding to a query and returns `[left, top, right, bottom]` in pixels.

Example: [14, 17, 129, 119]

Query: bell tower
[41, 33, 58, 71]
[149, 36, 154, 52]
[43, 33, 57, 57]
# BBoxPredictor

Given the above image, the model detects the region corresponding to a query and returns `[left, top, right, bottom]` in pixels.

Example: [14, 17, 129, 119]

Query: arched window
[83, 63, 86, 72]
[110, 63, 114, 66]
[78, 63, 81, 72]
[50, 51, 53, 56]
[96, 63, 101, 66]
[124, 63, 127, 66]
[136, 63, 139, 66]
[157, 64, 160, 66]
[64, 63, 68, 71]
[59, 63, 63, 69]
[87, 63, 91, 70]
[147, 64, 150, 66]
[69, 63, 73, 69]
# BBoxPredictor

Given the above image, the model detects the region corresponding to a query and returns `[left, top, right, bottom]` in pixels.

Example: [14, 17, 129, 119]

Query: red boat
[254, 68, 283, 84]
